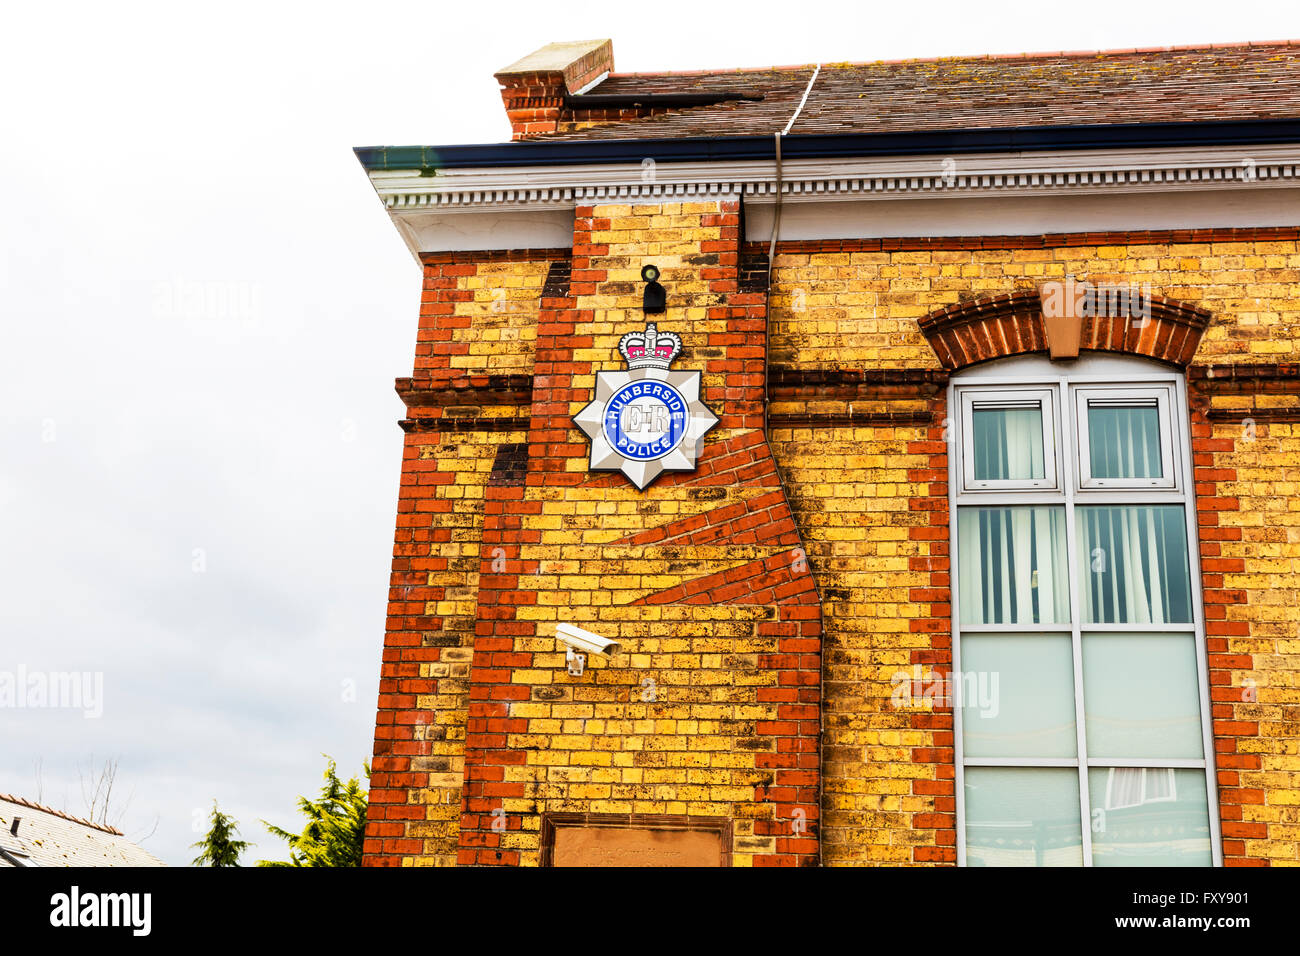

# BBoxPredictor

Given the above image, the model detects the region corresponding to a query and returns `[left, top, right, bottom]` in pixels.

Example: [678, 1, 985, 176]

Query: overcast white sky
[3, 0, 1298, 866]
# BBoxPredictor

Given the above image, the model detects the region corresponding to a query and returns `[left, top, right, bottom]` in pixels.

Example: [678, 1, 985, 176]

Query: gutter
[356, 118, 1300, 172]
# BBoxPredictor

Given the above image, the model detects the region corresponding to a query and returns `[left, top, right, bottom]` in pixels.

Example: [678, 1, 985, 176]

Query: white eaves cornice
[370, 144, 1300, 213]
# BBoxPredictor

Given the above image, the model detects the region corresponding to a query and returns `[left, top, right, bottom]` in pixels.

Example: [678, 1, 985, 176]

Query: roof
[541, 41, 1300, 141]
[0, 793, 165, 867]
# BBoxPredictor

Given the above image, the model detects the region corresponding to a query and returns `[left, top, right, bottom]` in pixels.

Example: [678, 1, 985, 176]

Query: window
[957, 386, 1058, 491]
[1073, 384, 1177, 489]
[950, 355, 1219, 867]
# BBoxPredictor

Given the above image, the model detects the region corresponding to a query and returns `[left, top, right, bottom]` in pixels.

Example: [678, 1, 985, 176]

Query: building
[0, 793, 164, 866]
[356, 38, 1300, 866]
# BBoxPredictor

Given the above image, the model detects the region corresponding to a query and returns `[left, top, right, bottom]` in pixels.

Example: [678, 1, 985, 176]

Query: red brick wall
[905, 403, 956, 862]
[362, 252, 550, 866]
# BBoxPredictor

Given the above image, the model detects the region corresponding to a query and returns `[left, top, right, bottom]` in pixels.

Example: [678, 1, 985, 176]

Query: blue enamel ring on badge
[602, 380, 688, 461]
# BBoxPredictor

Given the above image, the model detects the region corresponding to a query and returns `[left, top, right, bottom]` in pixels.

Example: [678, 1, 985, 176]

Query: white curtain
[1106, 768, 1144, 809]
[959, 509, 985, 624]
[1004, 408, 1044, 480]
[974, 407, 1043, 481]
[1106, 768, 1176, 809]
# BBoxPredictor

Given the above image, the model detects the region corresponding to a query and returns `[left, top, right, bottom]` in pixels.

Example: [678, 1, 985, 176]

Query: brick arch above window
[918, 289, 1212, 371]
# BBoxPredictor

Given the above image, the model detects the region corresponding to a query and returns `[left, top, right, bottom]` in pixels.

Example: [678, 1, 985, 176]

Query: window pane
[1088, 404, 1162, 479]
[965, 768, 1083, 867]
[1088, 768, 1212, 866]
[973, 406, 1045, 480]
[958, 507, 1069, 625]
[1077, 505, 1192, 624]
[1082, 633, 1203, 759]
[962, 634, 1077, 758]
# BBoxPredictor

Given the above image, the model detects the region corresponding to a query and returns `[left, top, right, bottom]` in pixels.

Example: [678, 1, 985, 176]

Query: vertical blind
[1077, 505, 1192, 624]
[958, 506, 1068, 625]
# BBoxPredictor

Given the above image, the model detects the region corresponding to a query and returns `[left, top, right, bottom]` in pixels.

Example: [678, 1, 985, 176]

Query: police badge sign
[573, 322, 718, 490]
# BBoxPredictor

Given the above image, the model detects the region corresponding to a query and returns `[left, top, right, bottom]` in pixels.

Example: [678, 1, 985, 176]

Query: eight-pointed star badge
[573, 322, 718, 490]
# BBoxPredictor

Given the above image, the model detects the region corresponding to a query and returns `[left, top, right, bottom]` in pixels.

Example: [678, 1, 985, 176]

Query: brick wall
[364, 226, 1300, 867]
[364, 252, 551, 866]
[763, 231, 1300, 867]
[366, 200, 823, 866]
[766, 232, 1300, 370]
[768, 408, 953, 864]
[414, 251, 559, 379]
[1189, 385, 1300, 865]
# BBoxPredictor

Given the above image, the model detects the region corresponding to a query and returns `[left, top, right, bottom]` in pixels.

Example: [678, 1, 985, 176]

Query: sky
[2, 0, 1298, 867]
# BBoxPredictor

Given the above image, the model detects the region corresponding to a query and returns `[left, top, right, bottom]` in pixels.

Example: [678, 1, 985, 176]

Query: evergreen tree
[258, 756, 369, 867]
[190, 801, 250, 867]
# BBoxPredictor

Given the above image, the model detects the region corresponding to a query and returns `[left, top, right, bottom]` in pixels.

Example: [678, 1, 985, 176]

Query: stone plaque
[541, 814, 729, 867]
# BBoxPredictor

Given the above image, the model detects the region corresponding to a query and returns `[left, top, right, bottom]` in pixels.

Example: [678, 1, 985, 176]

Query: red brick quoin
[366, 200, 824, 867]
[905, 398, 957, 863]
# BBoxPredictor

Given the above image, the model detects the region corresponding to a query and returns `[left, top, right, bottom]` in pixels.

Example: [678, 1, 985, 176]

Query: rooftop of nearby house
[0, 793, 165, 867]
[493, 38, 1300, 142]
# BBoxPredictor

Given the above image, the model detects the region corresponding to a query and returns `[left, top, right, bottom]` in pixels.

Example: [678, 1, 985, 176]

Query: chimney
[494, 39, 613, 140]
[10, 816, 20, 835]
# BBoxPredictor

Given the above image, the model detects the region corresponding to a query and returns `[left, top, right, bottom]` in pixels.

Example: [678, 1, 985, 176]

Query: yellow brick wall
[496, 602, 788, 866]
[1196, 412, 1300, 865]
[769, 240, 1300, 370]
[367, 424, 529, 866]
[768, 422, 946, 863]
[766, 236, 1300, 865]
[409, 431, 527, 866]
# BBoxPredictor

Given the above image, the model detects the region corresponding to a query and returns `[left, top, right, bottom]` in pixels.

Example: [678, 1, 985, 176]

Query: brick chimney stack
[494, 39, 613, 140]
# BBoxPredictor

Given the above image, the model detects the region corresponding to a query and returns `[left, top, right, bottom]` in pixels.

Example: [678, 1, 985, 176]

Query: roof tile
[537, 42, 1300, 140]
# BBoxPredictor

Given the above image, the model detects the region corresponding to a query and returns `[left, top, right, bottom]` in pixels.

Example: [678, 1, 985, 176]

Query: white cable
[782, 63, 821, 136]
[761, 64, 822, 431]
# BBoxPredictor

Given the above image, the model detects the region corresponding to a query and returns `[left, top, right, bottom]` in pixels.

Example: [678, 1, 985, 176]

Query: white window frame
[949, 353, 1221, 868]
[1074, 383, 1178, 491]
[956, 385, 1060, 493]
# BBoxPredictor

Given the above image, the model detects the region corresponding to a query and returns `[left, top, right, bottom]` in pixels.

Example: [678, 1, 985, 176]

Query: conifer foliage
[191, 801, 251, 867]
[258, 757, 369, 867]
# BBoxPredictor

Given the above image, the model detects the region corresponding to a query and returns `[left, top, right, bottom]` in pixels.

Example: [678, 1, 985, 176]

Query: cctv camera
[555, 623, 621, 658]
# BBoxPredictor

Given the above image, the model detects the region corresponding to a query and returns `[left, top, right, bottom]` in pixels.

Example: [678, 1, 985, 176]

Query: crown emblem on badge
[617, 322, 682, 371]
